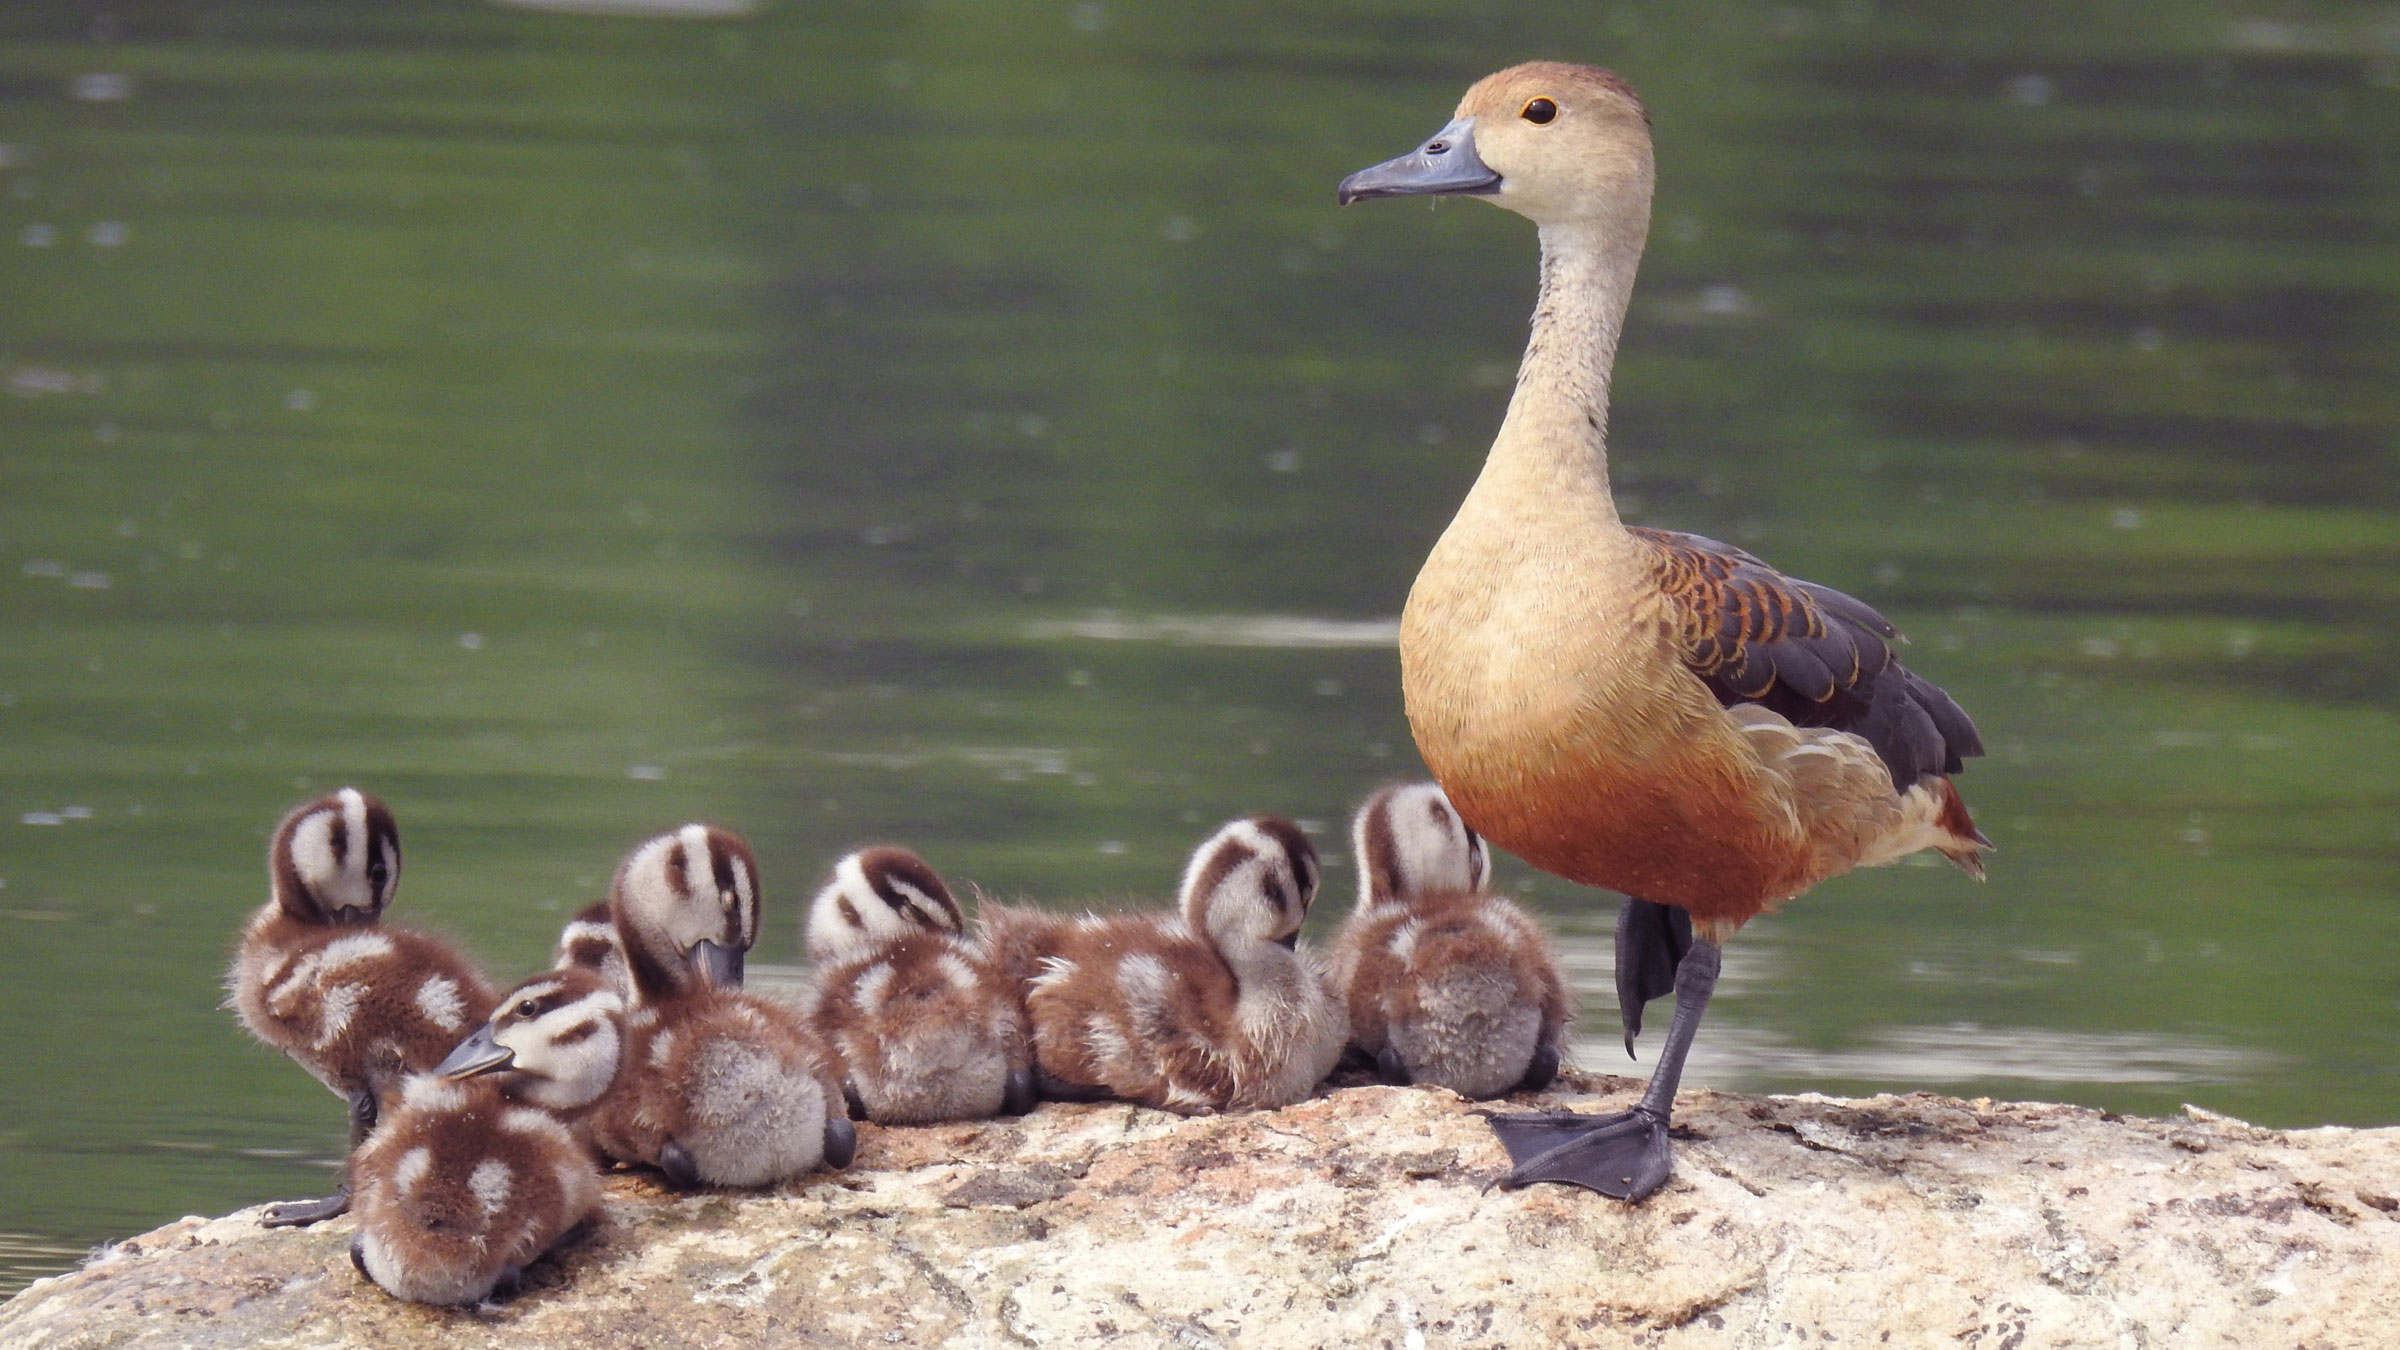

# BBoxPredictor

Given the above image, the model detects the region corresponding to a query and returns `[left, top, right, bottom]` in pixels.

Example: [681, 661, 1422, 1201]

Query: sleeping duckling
[1328, 782, 1571, 1099]
[1024, 817, 1347, 1114]
[803, 847, 1035, 1124]
[588, 824, 855, 1185]
[348, 967, 623, 1306]
[227, 788, 499, 1227]
[551, 900, 630, 999]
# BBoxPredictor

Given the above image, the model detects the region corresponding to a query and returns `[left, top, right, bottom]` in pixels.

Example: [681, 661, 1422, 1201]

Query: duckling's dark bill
[1336, 117, 1502, 204]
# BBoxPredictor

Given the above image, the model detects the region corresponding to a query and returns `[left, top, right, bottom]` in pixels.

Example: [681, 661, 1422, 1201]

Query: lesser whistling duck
[1328, 782, 1571, 1099]
[589, 825, 855, 1184]
[1339, 62, 1988, 1200]
[1023, 817, 1348, 1114]
[226, 788, 499, 1227]
[803, 847, 1036, 1124]
[348, 967, 624, 1306]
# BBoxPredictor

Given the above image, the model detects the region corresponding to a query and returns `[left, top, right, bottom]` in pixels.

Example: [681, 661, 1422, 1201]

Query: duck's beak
[1336, 117, 1501, 205]
[434, 1025, 513, 1080]
[688, 938, 743, 990]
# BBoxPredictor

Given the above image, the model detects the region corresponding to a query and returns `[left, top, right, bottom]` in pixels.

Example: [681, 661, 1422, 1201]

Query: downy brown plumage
[804, 847, 1035, 1124]
[1328, 782, 1570, 1099]
[226, 788, 498, 1226]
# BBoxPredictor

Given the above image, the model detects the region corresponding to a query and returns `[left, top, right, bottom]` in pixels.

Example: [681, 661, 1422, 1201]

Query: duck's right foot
[260, 1188, 351, 1228]
[822, 1114, 857, 1170]
[1484, 1106, 1673, 1202]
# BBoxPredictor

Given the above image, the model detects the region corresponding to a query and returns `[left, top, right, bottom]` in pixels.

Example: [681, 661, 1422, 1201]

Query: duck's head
[1180, 816, 1320, 951]
[805, 846, 964, 964]
[1336, 62, 1653, 230]
[609, 823, 760, 998]
[1352, 782, 1492, 908]
[269, 787, 401, 926]
[437, 967, 625, 1112]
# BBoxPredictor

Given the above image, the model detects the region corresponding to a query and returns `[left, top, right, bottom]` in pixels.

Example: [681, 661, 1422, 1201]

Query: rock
[6, 1074, 2398, 1347]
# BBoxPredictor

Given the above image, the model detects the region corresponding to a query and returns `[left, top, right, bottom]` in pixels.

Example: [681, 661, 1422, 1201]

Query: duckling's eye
[513, 998, 538, 1020]
[1521, 97, 1558, 125]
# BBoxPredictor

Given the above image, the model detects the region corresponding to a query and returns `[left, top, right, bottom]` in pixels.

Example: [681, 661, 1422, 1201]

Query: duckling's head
[804, 846, 964, 965]
[1352, 782, 1492, 909]
[436, 968, 625, 1112]
[1337, 62, 1653, 230]
[1180, 817, 1321, 950]
[610, 823, 760, 999]
[269, 787, 401, 926]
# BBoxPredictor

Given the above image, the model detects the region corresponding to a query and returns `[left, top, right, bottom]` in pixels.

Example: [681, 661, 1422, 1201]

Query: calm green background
[2, 0, 2394, 1294]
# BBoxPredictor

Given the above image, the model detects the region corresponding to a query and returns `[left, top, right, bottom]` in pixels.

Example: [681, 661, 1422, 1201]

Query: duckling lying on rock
[1022, 817, 1348, 1114]
[588, 825, 855, 1185]
[227, 789, 498, 1227]
[804, 847, 1036, 1125]
[1328, 782, 1570, 1099]
[348, 967, 624, 1306]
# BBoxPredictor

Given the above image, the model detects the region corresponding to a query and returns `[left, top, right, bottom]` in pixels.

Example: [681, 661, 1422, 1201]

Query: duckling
[551, 900, 630, 999]
[588, 825, 854, 1185]
[226, 788, 499, 1227]
[1340, 63, 1987, 1199]
[348, 967, 624, 1306]
[1024, 817, 1347, 1114]
[1328, 782, 1571, 1099]
[803, 847, 1035, 1124]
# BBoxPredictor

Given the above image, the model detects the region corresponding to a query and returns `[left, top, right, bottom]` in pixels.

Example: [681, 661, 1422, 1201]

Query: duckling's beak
[1336, 117, 1501, 205]
[688, 938, 743, 990]
[434, 1025, 513, 1080]
[1274, 930, 1301, 951]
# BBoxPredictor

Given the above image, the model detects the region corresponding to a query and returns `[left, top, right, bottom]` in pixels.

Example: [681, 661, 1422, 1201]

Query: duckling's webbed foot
[260, 1187, 352, 1228]
[1517, 1038, 1561, 1094]
[1001, 1065, 1036, 1117]
[1486, 936, 1720, 1204]
[822, 1114, 857, 1170]
[1614, 896, 1692, 1056]
[658, 1138, 702, 1189]
[1374, 1046, 1413, 1087]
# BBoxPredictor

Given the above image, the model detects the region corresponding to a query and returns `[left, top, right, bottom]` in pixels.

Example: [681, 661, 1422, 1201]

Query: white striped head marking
[611, 823, 761, 997]
[483, 969, 626, 1111]
[805, 847, 963, 963]
[1180, 816, 1320, 948]
[272, 787, 401, 923]
[1352, 782, 1490, 908]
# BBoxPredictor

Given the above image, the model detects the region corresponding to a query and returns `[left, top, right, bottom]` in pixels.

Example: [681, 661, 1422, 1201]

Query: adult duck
[1338, 62, 1988, 1201]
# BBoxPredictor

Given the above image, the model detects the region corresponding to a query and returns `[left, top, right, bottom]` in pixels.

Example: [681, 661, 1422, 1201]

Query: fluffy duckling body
[1340, 63, 1986, 1200]
[804, 848, 1034, 1124]
[349, 968, 623, 1306]
[227, 789, 498, 1226]
[1024, 818, 1346, 1114]
[589, 825, 852, 1185]
[1329, 783, 1570, 1099]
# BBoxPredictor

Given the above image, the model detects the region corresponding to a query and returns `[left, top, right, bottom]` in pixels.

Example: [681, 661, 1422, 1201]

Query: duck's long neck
[1480, 218, 1648, 528]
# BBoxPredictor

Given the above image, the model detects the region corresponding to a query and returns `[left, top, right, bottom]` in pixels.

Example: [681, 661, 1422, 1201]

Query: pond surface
[2, 0, 2395, 1295]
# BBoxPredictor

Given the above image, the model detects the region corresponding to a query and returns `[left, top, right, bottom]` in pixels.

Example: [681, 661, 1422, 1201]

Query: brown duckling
[1024, 817, 1347, 1114]
[226, 788, 499, 1227]
[803, 847, 1035, 1124]
[1328, 782, 1570, 1099]
[588, 825, 854, 1184]
[348, 967, 624, 1306]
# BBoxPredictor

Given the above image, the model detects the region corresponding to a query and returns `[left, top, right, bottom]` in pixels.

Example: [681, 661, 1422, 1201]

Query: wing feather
[1633, 527, 1982, 792]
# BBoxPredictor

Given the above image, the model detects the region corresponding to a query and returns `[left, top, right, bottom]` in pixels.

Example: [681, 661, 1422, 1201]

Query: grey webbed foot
[1517, 1039, 1561, 1094]
[1614, 897, 1691, 1055]
[1032, 1065, 1113, 1103]
[1374, 1045, 1413, 1087]
[822, 1114, 857, 1170]
[658, 1138, 702, 1189]
[1488, 1106, 1672, 1201]
[260, 1187, 351, 1228]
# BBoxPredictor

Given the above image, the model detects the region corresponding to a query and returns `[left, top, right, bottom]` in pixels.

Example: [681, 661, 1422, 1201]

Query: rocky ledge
[5, 1074, 2397, 1348]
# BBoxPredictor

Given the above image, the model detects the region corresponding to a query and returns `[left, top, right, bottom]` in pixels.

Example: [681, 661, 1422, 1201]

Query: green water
[2, 0, 2394, 1295]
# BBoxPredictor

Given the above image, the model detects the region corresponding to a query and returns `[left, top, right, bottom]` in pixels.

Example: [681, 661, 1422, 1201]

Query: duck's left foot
[1374, 1045, 1413, 1087]
[822, 1113, 857, 1170]
[1485, 1106, 1673, 1202]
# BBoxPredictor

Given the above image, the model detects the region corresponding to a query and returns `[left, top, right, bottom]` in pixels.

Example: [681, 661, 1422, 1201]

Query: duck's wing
[1631, 527, 1982, 792]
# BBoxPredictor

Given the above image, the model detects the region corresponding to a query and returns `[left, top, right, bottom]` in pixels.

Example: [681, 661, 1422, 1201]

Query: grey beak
[1336, 116, 1501, 205]
[434, 1024, 513, 1080]
[689, 938, 743, 990]
[1274, 930, 1301, 951]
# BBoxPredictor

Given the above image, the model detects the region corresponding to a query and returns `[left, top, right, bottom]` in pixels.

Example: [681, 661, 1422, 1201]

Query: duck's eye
[1521, 97, 1558, 125]
[514, 999, 538, 1019]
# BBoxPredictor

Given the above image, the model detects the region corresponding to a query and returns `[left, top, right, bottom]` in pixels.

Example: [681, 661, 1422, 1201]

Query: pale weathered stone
[5, 1073, 2397, 1347]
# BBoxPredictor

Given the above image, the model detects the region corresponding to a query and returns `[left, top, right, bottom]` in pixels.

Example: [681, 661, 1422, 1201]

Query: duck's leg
[260, 1086, 375, 1227]
[1614, 896, 1692, 1054]
[1486, 931, 1721, 1202]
